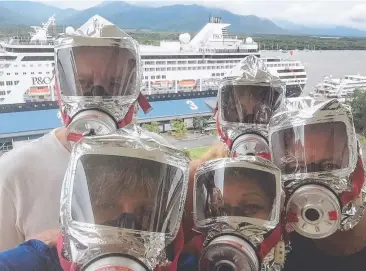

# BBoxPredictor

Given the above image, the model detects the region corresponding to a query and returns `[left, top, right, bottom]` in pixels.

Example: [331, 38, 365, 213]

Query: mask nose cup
[117, 213, 137, 229]
[103, 213, 137, 229]
[90, 85, 107, 96]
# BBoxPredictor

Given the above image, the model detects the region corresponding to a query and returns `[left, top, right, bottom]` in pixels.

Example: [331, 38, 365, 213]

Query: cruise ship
[310, 74, 366, 99]
[0, 15, 307, 104]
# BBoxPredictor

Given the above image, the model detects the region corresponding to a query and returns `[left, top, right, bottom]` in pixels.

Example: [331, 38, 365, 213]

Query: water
[262, 50, 366, 95]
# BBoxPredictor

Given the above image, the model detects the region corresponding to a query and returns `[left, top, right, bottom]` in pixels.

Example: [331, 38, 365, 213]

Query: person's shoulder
[177, 253, 198, 271]
[0, 132, 54, 160]
[0, 132, 57, 182]
[284, 233, 318, 270]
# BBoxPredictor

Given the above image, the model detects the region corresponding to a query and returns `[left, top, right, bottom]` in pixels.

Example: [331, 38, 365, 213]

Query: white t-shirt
[0, 127, 171, 251]
[0, 128, 70, 251]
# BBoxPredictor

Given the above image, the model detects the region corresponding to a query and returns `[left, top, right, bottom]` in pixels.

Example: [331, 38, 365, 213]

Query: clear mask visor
[71, 153, 185, 235]
[195, 164, 280, 227]
[57, 46, 138, 97]
[220, 84, 281, 125]
[271, 122, 350, 175]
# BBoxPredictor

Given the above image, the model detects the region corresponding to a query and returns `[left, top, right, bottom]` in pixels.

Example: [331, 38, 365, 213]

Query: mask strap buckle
[258, 225, 282, 261]
[118, 105, 135, 128]
[57, 233, 79, 271]
[138, 93, 152, 113]
[340, 156, 365, 205]
[67, 133, 84, 143]
[215, 110, 232, 149]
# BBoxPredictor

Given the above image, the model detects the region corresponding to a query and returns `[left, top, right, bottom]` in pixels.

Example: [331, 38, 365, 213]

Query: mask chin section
[83, 254, 149, 271]
[199, 235, 259, 271]
[230, 133, 269, 158]
[286, 184, 342, 239]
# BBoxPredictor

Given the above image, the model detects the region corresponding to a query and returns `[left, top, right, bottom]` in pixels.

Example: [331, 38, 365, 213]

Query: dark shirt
[284, 233, 366, 271]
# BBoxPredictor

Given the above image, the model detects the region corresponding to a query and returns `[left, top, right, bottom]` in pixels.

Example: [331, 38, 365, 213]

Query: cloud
[344, 4, 366, 24]
[44, 0, 366, 29]
[41, 0, 103, 10]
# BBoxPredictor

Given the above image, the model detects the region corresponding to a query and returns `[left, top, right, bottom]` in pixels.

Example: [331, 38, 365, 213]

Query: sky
[40, 0, 366, 29]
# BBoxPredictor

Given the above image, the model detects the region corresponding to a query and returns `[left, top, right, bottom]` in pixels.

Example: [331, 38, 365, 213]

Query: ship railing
[7, 40, 54, 46]
[6, 36, 54, 46]
[141, 86, 219, 95]
[226, 35, 239, 40]
[198, 48, 258, 54]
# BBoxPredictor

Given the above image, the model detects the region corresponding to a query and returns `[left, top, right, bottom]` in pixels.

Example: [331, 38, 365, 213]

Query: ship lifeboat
[150, 80, 173, 88]
[178, 79, 196, 88]
[28, 86, 50, 96]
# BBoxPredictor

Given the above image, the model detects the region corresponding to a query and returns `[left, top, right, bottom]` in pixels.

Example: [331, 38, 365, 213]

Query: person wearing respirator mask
[269, 99, 366, 271]
[0, 20, 151, 252]
[0, 125, 191, 271]
[190, 156, 287, 271]
[55, 24, 152, 149]
[177, 56, 289, 271]
[215, 55, 286, 159]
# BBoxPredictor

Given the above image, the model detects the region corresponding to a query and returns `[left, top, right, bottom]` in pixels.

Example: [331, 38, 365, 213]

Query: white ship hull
[0, 15, 308, 104]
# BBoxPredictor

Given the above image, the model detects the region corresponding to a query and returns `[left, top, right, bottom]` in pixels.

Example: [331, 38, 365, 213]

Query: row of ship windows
[13, 63, 53, 68]
[198, 49, 259, 53]
[2, 71, 51, 76]
[144, 65, 235, 72]
[277, 69, 305, 73]
[267, 63, 302, 68]
[143, 73, 225, 80]
[1, 52, 259, 59]
[284, 79, 307, 84]
[144, 75, 166, 80]
[2, 50, 257, 57]
[0, 56, 54, 61]
[279, 75, 307, 79]
[0, 63, 54, 69]
[0, 91, 11, 96]
[0, 81, 20, 86]
[142, 54, 258, 60]
[144, 60, 241, 65]
[2, 48, 54, 53]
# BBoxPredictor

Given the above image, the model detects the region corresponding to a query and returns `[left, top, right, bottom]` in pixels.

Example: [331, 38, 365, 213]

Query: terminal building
[0, 97, 217, 153]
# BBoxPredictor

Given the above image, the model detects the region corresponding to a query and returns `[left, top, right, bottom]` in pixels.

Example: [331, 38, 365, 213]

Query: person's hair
[79, 154, 176, 205]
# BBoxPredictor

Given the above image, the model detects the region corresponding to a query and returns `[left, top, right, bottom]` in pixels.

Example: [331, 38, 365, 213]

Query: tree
[348, 88, 366, 136]
[210, 129, 218, 136]
[193, 117, 209, 133]
[182, 148, 191, 158]
[171, 119, 187, 137]
[142, 121, 160, 134]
